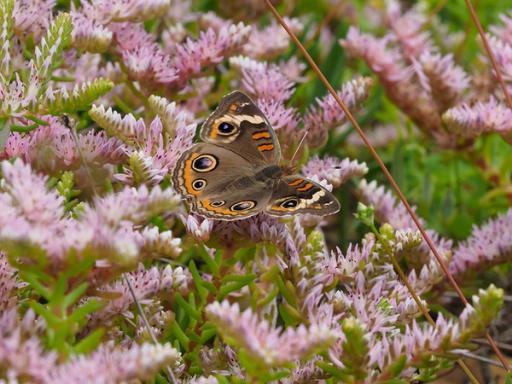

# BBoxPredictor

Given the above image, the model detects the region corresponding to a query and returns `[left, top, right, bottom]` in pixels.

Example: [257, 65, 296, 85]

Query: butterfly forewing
[172, 143, 273, 220]
[199, 91, 281, 166]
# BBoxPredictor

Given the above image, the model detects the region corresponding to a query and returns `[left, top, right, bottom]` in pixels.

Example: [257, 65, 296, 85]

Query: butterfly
[172, 91, 340, 220]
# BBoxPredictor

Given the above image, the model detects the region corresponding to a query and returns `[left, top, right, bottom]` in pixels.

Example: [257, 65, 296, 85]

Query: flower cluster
[0, 1, 510, 383]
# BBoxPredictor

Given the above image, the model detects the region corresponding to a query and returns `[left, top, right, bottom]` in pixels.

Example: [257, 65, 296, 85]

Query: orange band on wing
[269, 205, 294, 212]
[252, 131, 271, 140]
[184, 153, 201, 195]
[297, 183, 313, 192]
[257, 144, 274, 152]
[288, 178, 304, 187]
[209, 123, 219, 139]
[201, 199, 239, 216]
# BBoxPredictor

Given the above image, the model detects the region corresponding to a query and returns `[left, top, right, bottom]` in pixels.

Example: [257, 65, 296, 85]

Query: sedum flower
[13, 0, 55, 41]
[230, 55, 299, 133]
[356, 179, 452, 264]
[443, 97, 512, 143]
[450, 208, 512, 275]
[384, 0, 433, 60]
[419, 52, 469, 112]
[242, 17, 303, 60]
[140, 226, 182, 259]
[3, 118, 126, 175]
[172, 23, 251, 87]
[112, 22, 178, 86]
[302, 156, 368, 188]
[0, 159, 181, 274]
[80, 0, 171, 24]
[87, 263, 190, 327]
[206, 300, 338, 369]
[47, 341, 180, 383]
[71, 12, 112, 53]
[0, 309, 55, 383]
[303, 77, 373, 147]
[91, 100, 196, 185]
[182, 214, 214, 242]
[0, 252, 17, 311]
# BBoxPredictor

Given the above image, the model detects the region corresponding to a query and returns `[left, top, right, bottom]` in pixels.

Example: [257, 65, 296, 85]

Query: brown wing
[172, 143, 273, 220]
[199, 91, 281, 166]
[265, 175, 340, 217]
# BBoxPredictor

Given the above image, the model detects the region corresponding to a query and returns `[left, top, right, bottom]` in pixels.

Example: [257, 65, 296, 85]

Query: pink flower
[419, 52, 469, 112]
[340, 27, 411, 83]
[206, 300, 338, 367]
[231, 56, 294, 102]
[450, 208, 512, 275]
[112, 22, 178, 86]
[172, 23, 250, 87]
[71, 12, 112, 53]
[242, 18, 303, 60]
[384, 0, 433, 60]
[47, 341, 180, 383]
[0, 309, 56, 383]
[443, 97, 512, 142]
[87, 263, 190, 327]
[13, 0, 55, 41]
[303, 77, 373, 146]
[0, 252, 18, 311]
[3, 118, 127, 174]
[302, 156, 368, 188]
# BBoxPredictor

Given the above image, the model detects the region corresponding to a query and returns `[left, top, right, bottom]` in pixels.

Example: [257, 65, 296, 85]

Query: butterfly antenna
[289, 127, 310, 167]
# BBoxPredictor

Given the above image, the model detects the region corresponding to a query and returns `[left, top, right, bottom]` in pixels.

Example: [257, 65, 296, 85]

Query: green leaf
[47, 78, 114, 114]
[29, 301, 61, 328]
[33, 13, 73, 82]
[73, 328, 104, 355]
[188, 260, 210, 303]
[217, 274, 256, 301]
[19, 271, 51, 300]
[62, 282, 89, 308]
[68, 299, 104, 324]
[0, 0, 14, 80]
[197, 244, 219, 276]
[170, 320, 190, 350]
[199, 325, 217, 344]
[175, 293, 200, 320]
[276, 276, 298, 308]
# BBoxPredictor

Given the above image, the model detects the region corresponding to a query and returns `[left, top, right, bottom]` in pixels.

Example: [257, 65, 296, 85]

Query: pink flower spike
[229, 56, 294, 102]
[206, 300, 338, 367]
[450, 208, 512, 275]
[303, 77, 373, 146]
[47, 342, 180, 383]
[172, 23, 251, 87]
[443, 97, 512, 142]
[419, 52, 469, 112]
[302, 156, 368, 188]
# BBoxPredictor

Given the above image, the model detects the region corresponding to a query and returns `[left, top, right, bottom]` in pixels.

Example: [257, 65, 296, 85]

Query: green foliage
[47, 78, 114, 114]
[56, 171, 82, 211]
[0, 0, 14, 79]
[33, 13, 73, 84]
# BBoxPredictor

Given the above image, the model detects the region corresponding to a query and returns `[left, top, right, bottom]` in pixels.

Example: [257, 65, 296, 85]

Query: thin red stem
[264, 0, 510, 372]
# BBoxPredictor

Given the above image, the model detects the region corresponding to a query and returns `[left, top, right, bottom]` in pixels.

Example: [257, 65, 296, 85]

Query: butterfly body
[172, 91, 340, 220]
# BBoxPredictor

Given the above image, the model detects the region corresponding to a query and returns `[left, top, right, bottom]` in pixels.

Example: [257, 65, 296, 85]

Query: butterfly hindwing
[265, 175, 340, 216]
[172, 143, 273, 220]
[199, 91, 281, 166]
